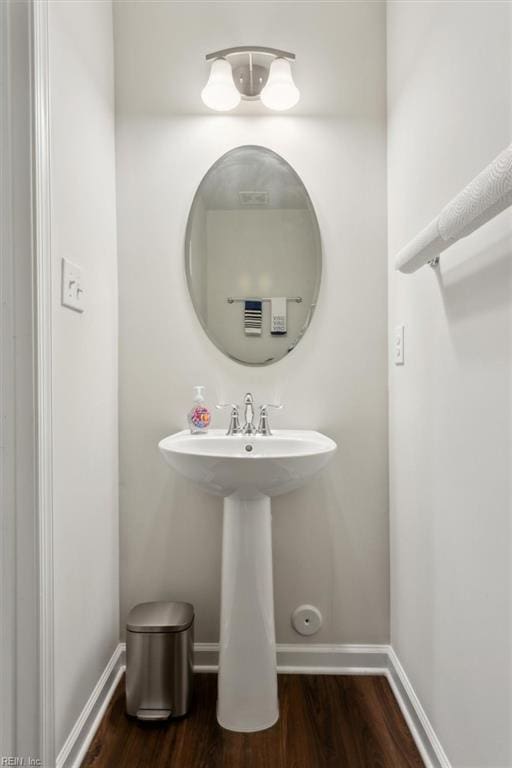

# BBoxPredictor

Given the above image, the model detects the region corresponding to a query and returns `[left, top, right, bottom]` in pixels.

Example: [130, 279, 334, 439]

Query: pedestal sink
[158, 429, 337, 732]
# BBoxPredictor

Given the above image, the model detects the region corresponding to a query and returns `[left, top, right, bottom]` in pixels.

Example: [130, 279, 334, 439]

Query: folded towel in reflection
[270, 297, 287, 335]
[245, 300, 262, 336]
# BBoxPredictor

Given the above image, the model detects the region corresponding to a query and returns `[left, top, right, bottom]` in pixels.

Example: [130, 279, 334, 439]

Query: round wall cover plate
[291, 604, 322, 636]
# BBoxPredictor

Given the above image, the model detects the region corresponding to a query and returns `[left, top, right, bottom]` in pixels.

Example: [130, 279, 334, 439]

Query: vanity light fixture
[201, 46, 299, 112]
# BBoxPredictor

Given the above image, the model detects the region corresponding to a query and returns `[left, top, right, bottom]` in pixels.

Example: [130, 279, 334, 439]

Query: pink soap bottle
[187, 386, 211, 434]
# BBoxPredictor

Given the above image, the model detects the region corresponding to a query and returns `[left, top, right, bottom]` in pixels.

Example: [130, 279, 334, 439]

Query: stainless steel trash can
[126, 601, 194, 721]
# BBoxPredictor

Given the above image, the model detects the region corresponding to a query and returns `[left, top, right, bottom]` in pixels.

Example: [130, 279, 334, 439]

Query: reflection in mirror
[186, 146, 321, 365]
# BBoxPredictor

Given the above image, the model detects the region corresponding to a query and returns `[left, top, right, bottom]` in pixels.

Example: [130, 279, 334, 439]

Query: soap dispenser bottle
[188, 386, 211, 434]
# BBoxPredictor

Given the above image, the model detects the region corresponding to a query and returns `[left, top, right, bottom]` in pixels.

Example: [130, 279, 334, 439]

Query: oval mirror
[186, 146, 321, 366]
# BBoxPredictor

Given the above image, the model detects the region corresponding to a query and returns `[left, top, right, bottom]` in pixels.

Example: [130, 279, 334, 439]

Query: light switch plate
[61, 257, 84, 312]
[394, 324, 405, 365]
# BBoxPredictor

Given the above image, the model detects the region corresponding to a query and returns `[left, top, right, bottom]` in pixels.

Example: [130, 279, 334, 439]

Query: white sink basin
[158, 427, 337, 734]
[158, 429, 337, 498]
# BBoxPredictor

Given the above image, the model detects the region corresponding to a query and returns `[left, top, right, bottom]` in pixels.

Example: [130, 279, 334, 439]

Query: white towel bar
[227, 296, 302, 303]
[395, 143, 512, 274]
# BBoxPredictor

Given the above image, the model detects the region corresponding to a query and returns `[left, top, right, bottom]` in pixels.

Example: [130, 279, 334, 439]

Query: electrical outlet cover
[394, 324, 404, 365]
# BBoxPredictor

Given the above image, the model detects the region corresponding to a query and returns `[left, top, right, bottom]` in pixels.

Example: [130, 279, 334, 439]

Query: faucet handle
[216, 403, 242, 435]
[257, 404, 283, 436]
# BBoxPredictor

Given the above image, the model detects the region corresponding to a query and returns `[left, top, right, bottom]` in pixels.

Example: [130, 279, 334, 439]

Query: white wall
[114, 1, 388, 645]
[387, 2, 512, 766]
[48, 0, 119, 753]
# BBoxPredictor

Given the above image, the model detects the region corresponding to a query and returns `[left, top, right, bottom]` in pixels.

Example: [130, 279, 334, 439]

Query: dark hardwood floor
[82, 673, 424, 768]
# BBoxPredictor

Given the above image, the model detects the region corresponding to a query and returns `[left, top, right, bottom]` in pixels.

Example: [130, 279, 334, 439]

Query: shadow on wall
[435, 229, 512, 421]
[436, 231, 512, 324]
[124, 469, 222, 642]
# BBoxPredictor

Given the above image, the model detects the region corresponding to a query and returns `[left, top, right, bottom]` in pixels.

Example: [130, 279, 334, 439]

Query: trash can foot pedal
[136, 708, 172, 721]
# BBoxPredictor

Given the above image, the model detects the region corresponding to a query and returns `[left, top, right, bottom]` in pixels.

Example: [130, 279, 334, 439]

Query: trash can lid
[127, 601, 194, 633]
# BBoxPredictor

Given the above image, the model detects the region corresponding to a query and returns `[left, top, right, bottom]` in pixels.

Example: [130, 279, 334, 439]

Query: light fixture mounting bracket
[205, 46, 295, 62]
[205, 46, 296, 100]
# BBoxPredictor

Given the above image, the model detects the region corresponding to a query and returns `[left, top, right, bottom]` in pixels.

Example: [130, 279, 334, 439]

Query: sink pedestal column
[217, 492, 278, 732]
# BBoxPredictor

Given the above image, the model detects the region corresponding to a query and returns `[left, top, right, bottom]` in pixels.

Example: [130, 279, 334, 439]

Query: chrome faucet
[217, 394, 283, 435]
[242, 393, 257, 435]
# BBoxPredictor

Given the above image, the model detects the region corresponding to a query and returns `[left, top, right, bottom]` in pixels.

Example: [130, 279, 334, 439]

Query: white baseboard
[56, 643, 125, 768]
[192, 641, 389, 674]
[61, 641, 450, 768]
[386, 648, 451, 768]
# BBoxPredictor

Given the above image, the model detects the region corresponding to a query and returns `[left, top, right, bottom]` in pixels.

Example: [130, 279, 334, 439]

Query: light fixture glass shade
[201, 58, 241, 112]
[260, 57, 300, 111]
